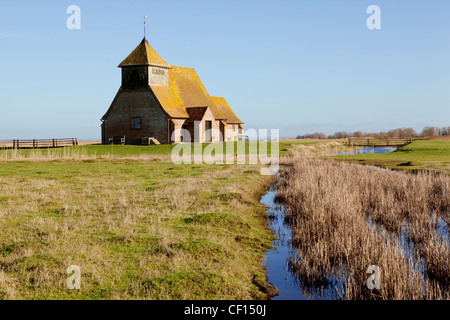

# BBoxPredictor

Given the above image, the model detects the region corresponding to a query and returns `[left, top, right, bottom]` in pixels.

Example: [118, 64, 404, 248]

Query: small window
[131, 117, 141, 130]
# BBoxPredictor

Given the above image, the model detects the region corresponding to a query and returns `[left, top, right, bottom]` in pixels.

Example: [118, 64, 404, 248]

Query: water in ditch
[328, 146, 397, 156]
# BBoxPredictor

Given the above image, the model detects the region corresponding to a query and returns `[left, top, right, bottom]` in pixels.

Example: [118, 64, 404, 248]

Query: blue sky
[1, 0, 449, 140]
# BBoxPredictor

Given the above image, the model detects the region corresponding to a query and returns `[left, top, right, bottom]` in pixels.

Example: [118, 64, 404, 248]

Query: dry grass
[0, 147, 174, 163]
[276, 153, 449, 300]
[0, 148, 95, 161]
[0, 159, 273, 299]
[428, 136, 450, 141]
[286, 141, 360, 156]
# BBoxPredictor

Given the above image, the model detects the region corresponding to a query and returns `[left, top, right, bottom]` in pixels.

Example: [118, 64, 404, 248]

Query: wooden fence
[346, 137, 413, 147]
[0, 138, 78, 150]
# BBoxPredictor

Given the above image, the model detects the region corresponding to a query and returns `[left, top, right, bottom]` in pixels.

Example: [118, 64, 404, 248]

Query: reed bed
[275, 153, 449, 299]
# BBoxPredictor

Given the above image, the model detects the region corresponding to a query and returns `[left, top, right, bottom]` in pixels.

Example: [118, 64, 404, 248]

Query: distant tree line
[296, 126, 450, 140]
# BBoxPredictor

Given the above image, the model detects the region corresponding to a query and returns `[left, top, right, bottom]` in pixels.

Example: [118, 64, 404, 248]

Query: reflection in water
[261, 186, 306, 300]
[262, 184, 348, 300]
[328, 147, 397, 156]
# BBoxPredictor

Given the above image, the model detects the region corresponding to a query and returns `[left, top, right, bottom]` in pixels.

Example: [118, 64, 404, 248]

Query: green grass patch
[139, 271, 241, 300]
[182, 212, 249, 229]
[330, 140, 450, 174]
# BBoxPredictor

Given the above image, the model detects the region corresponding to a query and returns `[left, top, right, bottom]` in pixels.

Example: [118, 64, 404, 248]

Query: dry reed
[276, 153, 449, 299]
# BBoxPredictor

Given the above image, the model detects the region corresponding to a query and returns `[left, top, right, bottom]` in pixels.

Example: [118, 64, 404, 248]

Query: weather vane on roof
[144, 15, 148, 39]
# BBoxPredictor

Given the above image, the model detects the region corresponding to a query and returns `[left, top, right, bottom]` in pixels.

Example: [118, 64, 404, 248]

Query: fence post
[52, 139, 55, 148]
[36, 139, 38, 148]
[75, 138, 78, 146]
[33, 139, 36, 148]
[55, 139, 58, 147]
[13, 140, 15, 149]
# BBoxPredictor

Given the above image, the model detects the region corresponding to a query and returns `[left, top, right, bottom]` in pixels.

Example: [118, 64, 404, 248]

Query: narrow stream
[261, 184, 307, 300]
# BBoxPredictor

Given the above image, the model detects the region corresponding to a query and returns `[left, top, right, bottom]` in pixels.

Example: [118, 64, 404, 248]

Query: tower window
[131, 117, 141, 130]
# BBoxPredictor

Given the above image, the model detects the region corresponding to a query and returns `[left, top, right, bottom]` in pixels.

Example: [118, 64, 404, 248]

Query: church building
[101, 37, 244, 144]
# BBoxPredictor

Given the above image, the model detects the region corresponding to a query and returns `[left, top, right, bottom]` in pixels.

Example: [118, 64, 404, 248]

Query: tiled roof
[211, 97, 243, 124]
[150, 66, 226, 119]
[118, 38, 171, 68]
[150, 85, 189, 118]
[168, 66, 224, 119]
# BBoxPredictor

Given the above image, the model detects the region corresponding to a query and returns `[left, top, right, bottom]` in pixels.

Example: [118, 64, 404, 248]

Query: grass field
[331, 140, 450, 174]
[0, 144, 282, 299]
[0, 139, 373, 300]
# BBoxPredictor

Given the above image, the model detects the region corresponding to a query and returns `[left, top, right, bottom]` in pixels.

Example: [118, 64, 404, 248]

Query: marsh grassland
[0, 145, 276, 299]
[276, 153, 449, 299]
[1, 140, 448, 300]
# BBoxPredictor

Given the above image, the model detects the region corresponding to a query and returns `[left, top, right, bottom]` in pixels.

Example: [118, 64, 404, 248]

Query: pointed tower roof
[118, 38, 171, 68]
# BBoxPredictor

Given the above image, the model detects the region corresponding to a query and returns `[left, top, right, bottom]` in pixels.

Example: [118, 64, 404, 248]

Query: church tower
[101, 37, 176, 145]
[118, 37, 171, 89]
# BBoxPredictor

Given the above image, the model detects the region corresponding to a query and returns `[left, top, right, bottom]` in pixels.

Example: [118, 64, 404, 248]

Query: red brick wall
[102, 89, 170, 144]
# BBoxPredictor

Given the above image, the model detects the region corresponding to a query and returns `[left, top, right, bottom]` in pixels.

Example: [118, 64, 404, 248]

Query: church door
[205, 121, 212, 142]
